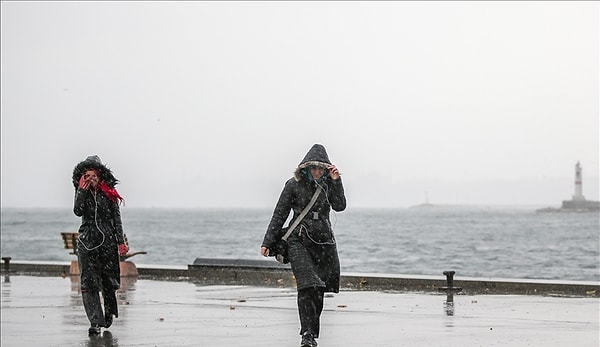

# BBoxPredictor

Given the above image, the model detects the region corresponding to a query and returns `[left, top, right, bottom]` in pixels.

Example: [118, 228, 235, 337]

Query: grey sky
[1, 1, 598, 208]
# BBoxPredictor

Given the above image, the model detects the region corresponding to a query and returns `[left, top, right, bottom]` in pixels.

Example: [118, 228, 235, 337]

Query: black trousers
[297, 286, 325, 337]
[82, 289, 117, 327]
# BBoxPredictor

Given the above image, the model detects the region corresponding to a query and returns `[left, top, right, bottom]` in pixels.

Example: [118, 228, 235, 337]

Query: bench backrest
[60, 232, 143, 260]
[61, 232, 79, 255]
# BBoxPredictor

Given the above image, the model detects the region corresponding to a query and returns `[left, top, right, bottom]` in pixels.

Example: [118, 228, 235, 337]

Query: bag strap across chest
[281, 187, 321, 241]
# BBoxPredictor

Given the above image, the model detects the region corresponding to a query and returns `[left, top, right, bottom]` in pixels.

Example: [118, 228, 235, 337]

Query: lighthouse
[537, 161, 600, 212]
[559, 161, 599, 211]
[573, 161, 585, 201]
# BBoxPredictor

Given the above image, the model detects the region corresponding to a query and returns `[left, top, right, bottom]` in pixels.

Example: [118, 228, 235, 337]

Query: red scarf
[99, 181, 124, 204]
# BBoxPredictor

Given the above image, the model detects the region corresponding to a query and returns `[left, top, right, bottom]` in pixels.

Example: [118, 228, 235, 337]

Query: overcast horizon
[1, 1, 598, 209]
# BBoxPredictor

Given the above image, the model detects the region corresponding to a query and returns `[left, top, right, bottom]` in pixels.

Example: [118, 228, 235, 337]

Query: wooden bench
[61, 232, 79, 255]
[60, 232, 147, 276]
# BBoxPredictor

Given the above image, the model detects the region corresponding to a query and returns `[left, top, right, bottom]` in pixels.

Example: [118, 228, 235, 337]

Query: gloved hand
[78, 175, 90, 190]
[118, 243, 129, 256]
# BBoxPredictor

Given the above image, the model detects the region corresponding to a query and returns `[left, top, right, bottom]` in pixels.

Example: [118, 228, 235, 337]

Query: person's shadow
[86, 331, 118, 347]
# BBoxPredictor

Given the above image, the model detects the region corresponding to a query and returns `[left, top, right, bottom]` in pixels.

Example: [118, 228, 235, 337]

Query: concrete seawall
[2, 258, 598, 297]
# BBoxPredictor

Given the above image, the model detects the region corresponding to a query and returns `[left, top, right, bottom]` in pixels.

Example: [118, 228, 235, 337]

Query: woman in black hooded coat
[72, 155, 129, 336]
[261, 144, 346, 347]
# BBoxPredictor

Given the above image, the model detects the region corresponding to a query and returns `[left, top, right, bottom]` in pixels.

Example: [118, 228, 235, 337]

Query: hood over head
[294, 144, 332, 181]
[72, 155, 119, 189]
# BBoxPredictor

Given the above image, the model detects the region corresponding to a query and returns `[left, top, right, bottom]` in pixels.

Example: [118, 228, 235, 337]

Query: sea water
[1, 207, 598, 281]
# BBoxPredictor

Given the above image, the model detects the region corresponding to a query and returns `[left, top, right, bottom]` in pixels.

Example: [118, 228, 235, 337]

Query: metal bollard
[440, 270, 462, 317]
[443, 270, 455, 288]
[2, 257, 11, 272]
[439, 270, 462, 292]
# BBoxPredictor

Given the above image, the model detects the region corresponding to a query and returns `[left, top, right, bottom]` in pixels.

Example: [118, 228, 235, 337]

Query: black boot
[88, 324, 101, 336]
[298, 287, 324, 339]
[103, 289, 118, 328]
[82, 291, 105, 332]
[301, 332, 318, 347]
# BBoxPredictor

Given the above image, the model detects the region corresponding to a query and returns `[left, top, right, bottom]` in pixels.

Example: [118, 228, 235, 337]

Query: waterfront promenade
[1, 261, 599, 346]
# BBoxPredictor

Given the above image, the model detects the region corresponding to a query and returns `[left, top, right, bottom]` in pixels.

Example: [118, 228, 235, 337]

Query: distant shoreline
[1, 204, 575, 211]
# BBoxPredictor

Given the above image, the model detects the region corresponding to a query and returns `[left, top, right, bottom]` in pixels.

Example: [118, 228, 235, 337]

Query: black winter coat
[74, 188, 124, 292]
[262, 144, 347, 292]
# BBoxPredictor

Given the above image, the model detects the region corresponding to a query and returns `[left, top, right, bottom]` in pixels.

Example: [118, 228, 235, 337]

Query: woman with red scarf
[72, 155, 128, 336]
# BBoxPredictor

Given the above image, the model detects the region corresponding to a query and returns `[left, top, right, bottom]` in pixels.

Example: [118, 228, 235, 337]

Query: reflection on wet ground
[86, 330, 119, 347]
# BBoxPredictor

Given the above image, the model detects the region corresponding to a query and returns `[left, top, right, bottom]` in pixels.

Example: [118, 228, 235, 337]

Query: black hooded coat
[262, 145, 347, 292]
[72, 155, 125, 294]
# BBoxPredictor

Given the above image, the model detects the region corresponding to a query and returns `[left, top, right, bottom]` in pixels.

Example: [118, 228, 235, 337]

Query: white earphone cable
[77, 189, 105, 251]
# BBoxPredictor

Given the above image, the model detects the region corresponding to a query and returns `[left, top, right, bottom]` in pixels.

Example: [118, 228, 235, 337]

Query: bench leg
[119, 261, 138, 277]
[69, 260, 80, 276]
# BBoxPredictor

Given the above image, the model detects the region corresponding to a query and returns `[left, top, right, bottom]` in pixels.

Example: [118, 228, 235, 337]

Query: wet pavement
[1, 274, 598, 347]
